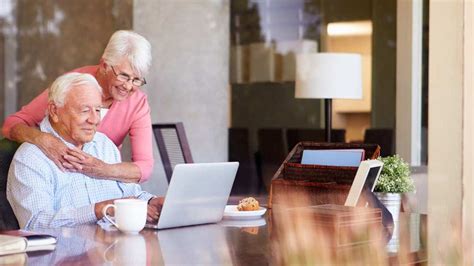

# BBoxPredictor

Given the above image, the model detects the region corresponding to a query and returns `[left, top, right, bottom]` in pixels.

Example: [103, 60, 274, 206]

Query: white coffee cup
[103, 199, 147, 234]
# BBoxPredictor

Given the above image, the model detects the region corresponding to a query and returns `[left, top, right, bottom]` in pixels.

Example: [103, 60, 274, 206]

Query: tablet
[344, 160, 384, 207]
[301, 149, 365, 167]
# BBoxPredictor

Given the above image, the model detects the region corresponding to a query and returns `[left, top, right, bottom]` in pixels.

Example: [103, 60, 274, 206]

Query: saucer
[223, 205, 267, 220]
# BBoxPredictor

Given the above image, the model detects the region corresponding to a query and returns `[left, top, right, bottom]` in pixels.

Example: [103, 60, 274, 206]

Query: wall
[1, 1, 17, 133]
[328, 33, 372, 142]
[428, 0, 473, 262]
[232, 82, 322, 153]
[0, 23, 4, 129]
[396, 0, 423, 166]
[463, 1, 474, 262]
[16, 0, 133, 106]
[134, 0, 230, 195]
[371, 0, 396, 128]
[322, 0, 371, 23]
[464, 0, 473, 258]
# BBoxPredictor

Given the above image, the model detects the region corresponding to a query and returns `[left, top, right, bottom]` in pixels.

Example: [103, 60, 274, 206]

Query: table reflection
[387, 220, 400, 253]
[102, 234, 147, 266]
[157, 223, 232, 265]
[28, 225, 103, 265]
[386, 212, 426, 264]
[23, 211, 425, 265]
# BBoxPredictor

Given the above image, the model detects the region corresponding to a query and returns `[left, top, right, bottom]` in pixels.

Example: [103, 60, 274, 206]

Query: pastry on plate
[237, 197, 260, 211]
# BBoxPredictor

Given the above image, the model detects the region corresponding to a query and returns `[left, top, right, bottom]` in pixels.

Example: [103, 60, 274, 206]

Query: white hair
[48, 73, 102, 107]
[102, 30, 152, 77]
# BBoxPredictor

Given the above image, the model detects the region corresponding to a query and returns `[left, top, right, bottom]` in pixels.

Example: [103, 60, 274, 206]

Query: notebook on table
[0, 230, 57, 255]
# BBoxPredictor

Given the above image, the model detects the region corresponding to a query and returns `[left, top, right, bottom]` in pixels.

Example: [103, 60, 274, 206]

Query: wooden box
[287, 204, 383, 247]
[269, 142, 380, 208]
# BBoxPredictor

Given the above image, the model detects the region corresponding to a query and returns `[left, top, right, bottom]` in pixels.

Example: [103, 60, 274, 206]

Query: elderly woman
[2, 30, 153, 183]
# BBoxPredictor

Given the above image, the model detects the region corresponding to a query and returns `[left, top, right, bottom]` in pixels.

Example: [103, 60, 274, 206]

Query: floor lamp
[295, 53, 362, 142]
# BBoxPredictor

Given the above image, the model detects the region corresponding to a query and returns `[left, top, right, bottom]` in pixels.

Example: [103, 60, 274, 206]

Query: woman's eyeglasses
[111, 66, 147, 87]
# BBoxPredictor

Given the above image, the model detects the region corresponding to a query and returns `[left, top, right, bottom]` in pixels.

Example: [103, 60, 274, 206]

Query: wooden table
[3, 208, 426, 265]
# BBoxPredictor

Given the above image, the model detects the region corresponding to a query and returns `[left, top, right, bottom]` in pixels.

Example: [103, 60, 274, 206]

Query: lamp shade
[295, 53, 362, 99]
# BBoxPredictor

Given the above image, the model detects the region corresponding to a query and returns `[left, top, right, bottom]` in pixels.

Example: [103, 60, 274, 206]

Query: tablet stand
[358, 189, 394, 241]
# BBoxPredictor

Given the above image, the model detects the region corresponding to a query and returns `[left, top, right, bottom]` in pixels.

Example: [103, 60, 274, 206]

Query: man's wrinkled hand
[94, 197, 136, 220]
[94, 199, 116, 220]
[147, 197, 164, 223]
[63, 147, 108, 178]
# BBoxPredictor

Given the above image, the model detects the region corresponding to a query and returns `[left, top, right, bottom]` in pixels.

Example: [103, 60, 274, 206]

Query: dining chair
[152, 123, 194, 183]
[364, 128, 395, 157]
[0, 138, 20, 230]
[286, 128, 346, 151]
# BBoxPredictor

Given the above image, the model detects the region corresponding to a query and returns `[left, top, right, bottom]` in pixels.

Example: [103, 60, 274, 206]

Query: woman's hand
[62, 147, 108, 177]
[62, 147, 141, 183]
[35, 132, 69, 171]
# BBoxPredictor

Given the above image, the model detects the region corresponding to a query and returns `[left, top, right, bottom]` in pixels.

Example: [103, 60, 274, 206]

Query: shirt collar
[39, 117, 98, 150]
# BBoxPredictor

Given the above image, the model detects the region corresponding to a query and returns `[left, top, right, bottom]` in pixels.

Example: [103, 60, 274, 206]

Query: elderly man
[7, 73, 162, 229]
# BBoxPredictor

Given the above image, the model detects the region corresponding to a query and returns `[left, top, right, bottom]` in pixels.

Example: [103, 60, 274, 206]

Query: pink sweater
[2, 65, 154, 182]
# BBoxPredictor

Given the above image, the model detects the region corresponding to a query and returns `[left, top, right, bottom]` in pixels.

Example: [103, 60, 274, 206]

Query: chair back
[152, 123, 194, 183]
[364, 128, 395, 157]
[0, 139, 20, 229]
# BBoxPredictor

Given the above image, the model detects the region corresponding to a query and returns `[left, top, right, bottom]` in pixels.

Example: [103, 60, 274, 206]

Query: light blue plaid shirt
[7, 118, 155, 229]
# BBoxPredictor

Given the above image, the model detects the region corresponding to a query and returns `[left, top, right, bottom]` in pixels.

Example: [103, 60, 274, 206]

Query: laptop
[146, 162, 239, 230]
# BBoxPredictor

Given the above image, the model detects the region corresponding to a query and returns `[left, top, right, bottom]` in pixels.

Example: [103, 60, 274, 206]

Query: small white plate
[223, 205, 267, 220]
[220, 218, 266, 228]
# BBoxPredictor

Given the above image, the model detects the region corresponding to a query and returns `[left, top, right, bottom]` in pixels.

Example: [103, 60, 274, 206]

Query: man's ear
[48, 103, 60, 123]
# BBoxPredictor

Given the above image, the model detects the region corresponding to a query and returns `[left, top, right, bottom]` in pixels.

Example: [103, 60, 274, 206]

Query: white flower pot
[374, 192, 402, 221]
[375, 192, 402, 253]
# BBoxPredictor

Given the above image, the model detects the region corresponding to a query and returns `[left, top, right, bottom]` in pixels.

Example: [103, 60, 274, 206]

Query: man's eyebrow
[78, 104, 101, 109]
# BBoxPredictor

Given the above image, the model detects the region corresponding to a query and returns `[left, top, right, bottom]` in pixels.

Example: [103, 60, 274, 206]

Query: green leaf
[374, 154, 415, 193]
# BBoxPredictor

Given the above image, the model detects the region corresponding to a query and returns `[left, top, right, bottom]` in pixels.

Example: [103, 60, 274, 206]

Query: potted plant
[374, 154, 415, 221]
